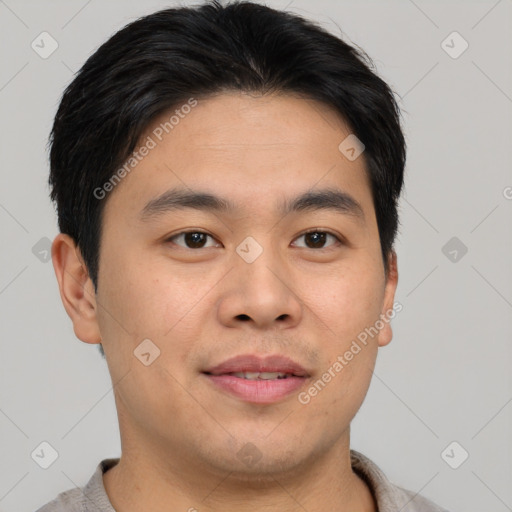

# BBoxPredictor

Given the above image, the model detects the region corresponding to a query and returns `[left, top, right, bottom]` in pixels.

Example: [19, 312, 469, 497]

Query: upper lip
[203, 354, 310, 377]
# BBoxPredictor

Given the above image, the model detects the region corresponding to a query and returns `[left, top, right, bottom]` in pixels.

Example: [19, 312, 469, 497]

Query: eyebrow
[139, 186, 365, 223]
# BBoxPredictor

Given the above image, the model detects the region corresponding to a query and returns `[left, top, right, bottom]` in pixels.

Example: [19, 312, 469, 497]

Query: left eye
[167, 230, 341, 250]
[292, 230, 341, 249]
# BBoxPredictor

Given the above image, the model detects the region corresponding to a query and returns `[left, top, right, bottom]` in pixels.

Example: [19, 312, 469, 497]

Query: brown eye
[293, 230, 341, 249]
[168, 231, 219, 249]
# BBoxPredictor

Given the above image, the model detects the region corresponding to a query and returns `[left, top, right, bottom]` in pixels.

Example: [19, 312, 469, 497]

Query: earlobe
[377, 250, 399, 348]
[51, 233, 102, 344]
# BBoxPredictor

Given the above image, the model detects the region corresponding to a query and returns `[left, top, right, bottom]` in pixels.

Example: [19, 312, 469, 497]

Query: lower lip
[203, 374, 307, 404]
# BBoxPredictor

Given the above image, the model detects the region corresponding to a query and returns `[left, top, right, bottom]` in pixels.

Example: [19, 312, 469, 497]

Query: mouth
[204, 371, 300, 380]
[202, 354, 310, 404]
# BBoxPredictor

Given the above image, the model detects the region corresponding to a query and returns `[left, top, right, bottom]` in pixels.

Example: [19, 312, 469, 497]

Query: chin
[208, 451, 308, 482]
[192, 431, 325, 482]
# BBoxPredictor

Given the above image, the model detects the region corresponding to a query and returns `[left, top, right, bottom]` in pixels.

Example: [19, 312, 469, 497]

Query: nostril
[236, 314, 251, 321]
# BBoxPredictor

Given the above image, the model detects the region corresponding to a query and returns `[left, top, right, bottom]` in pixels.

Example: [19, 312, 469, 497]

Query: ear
[51, 233, 101, 345]
[377, 250, 399, 348]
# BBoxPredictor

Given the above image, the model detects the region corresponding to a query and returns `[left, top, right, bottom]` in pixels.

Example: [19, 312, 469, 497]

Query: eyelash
[165, 229, 344, 250]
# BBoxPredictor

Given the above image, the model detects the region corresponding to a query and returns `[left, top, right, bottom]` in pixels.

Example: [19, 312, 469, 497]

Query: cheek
[314, 267, 382, 408]
[98, 251, 223, 382]
[300, 270, 381, 422]
[114, 357, 201, 447]
[98, 247, 195, 339]
[303, 263, 384, 349]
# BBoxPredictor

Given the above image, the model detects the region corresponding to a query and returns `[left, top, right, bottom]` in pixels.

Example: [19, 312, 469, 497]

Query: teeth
[231, 372, 289, 380]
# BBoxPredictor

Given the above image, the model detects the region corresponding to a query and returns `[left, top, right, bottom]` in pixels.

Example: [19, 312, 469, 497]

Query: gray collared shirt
[35, 450, 450, 511]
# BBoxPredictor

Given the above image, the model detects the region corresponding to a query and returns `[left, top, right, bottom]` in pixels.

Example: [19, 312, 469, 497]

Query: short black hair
[49, 0, 406, 298]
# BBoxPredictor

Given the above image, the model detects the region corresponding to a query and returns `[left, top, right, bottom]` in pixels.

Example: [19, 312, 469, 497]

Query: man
[37, 1, 449, 510]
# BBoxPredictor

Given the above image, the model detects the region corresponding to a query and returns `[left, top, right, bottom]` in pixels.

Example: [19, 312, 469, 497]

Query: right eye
[165, 231, 221, 249]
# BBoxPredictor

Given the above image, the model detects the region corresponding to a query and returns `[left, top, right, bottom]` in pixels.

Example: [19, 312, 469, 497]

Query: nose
[216, 244, 303, 330]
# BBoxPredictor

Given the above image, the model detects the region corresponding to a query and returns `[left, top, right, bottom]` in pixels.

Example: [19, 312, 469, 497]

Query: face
[54, 91, 398, 479]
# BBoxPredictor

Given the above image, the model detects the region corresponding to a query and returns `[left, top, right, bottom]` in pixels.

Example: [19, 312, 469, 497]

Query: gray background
[1, 0, 511, 511]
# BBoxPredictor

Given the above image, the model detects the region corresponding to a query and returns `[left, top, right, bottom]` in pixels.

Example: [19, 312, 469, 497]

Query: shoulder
[391, 484, 451, 512]
[350, 449, 451, 512]
[34, 458, 119, 512]
[34, 487, 83, 512]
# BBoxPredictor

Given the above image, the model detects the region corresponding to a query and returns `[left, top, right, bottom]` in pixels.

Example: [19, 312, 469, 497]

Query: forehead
[103, 91, 375, 224]
[151, 91, 352, 151]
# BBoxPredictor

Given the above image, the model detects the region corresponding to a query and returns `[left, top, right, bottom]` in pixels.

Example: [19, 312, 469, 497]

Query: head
[49, 0, 405, 481]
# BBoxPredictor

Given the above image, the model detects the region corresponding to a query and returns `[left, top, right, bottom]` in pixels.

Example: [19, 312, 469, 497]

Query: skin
[52, 91, 398, 512]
